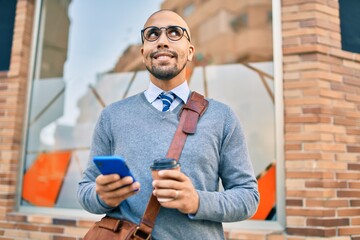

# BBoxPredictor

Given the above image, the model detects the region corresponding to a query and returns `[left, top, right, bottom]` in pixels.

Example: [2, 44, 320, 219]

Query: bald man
[78, 10, 259, 239]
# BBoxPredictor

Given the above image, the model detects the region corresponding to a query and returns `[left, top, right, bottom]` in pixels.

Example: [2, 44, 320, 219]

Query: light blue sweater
[77, 92, 259, 240]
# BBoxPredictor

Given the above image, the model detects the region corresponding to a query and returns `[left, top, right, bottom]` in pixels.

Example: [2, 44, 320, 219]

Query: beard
[146, 61, 187, 81]
[146, 50, 187, 81]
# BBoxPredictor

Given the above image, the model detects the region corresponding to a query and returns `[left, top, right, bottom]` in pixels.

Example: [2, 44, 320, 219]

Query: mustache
[150, 50, 178, 58]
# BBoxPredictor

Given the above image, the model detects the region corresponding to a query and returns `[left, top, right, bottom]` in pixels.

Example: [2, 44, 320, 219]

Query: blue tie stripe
[159, 92, 176, 112]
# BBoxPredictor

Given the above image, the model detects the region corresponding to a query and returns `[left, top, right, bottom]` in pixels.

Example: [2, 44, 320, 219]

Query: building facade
[0, 0, 359, 239]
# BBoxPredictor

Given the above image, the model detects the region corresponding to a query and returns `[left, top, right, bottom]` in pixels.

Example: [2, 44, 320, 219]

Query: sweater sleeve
[189, 107, 259, 222]
[77, 109, 117, 214]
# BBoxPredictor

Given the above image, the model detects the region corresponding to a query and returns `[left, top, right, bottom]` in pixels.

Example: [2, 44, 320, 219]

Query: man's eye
[147, 29, 159, 39]
[168, 28, 181, 37]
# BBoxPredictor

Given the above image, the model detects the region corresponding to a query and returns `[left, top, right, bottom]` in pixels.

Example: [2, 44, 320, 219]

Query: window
[230, 13, 248, 31]
[22, 0, 282, 229]
[267, 11, 273, 23]
[0, 0, 17, 71]
[339, 0, 360, 53]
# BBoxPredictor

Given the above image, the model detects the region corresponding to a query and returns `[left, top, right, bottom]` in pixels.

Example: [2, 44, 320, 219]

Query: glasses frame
[141, 25, 191, 44]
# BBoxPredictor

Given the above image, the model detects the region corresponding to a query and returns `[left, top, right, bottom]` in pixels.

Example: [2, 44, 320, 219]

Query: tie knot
[158, 92, 176, 112]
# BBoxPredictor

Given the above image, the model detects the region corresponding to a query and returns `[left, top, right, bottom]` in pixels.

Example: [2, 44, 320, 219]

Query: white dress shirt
[144, 81, 190, 111]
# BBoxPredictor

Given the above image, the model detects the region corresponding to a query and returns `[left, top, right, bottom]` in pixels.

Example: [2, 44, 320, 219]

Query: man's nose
[157, 31, 170, 48]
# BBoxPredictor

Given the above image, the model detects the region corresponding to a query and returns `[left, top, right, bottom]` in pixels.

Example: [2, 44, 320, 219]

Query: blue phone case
[93, 156, 135, 181]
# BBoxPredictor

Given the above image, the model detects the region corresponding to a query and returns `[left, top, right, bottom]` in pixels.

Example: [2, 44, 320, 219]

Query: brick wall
[1, 0, 360, 239]
[0, 0, 34, 220]
[282, 0, 360, 238]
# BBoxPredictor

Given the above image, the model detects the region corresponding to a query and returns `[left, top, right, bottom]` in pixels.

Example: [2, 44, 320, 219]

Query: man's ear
[187, 44, 195, 62]
[140, 47, 145, 63]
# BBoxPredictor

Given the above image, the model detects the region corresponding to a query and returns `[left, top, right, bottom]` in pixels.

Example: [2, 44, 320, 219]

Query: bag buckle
[133, 226, 151, 240]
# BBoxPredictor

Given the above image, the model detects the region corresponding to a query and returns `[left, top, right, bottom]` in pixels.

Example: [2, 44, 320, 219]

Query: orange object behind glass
[251, 163, 276, 220]
[22, 151, 71, 207]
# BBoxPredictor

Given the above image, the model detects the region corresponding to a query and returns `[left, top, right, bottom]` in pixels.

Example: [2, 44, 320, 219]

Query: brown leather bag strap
[134, 91, 208, 239]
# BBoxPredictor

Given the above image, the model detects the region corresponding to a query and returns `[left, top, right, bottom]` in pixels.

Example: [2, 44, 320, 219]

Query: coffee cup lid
[150, 158, 180, 170]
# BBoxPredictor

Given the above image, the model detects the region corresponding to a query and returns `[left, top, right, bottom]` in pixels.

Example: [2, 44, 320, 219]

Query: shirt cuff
[187, 190, 205, 220]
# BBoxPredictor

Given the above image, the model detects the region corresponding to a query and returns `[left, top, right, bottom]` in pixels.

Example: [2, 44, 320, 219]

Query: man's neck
[150, 76, 186, 92]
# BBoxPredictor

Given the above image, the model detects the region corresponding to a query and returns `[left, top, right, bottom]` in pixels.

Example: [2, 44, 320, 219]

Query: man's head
[140, 10, 195, 85]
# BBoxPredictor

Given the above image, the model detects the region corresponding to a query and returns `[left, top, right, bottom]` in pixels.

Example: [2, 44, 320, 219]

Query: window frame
[17, 0, 285, 230]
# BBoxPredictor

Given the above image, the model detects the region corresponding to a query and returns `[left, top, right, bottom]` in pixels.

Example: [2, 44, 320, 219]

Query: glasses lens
[142, 26, 186, 42]
[166, 26, 184, 41]
[144, 27, 161, 41]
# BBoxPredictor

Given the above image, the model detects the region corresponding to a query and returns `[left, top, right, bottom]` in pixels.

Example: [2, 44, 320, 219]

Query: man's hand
[95, 174, 140, 208]
[152, 170, 199, 214]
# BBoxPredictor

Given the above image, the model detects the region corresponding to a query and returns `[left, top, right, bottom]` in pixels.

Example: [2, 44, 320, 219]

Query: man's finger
[96, 174, 120, 185]
[158, 170, 185, 180]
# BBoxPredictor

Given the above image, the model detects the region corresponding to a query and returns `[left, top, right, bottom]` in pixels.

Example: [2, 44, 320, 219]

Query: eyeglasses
[141, 25, 191, 43]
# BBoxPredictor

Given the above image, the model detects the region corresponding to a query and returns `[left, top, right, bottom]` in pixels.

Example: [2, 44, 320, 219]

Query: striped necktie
[158, 92, 176, 112]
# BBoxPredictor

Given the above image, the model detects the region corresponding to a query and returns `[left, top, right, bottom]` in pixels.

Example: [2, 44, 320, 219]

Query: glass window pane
[23, 0, 276, 222]
[339, 0, 360, 53]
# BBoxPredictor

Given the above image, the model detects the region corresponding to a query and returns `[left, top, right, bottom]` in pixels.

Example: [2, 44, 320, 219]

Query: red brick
[284, 37, 300, 46]
[348, 146, 360, 153]
[301, 70, 342, 82]
[307, 218, 349, 227]
[302, 107, 321, 114]
[286, 171, 334, 179]
[306, 199, 348, 208]
[349, 164, 360, 171]
[53, 236, 77, 240]
[334, 117, 358, 126]
[286, 116, 321, 123]
[331, 83, 357, 94]
[331, 65, 355, 77]
[286, 199, 303, 206]
[286, 125, 302, 132]
[347, 129, 360, 135]
[301, 35, 318, 44]
[284, 80, 318, 89]
[0, 236, 14, 240]
[40, 226, 64, 234]
[286, 153, 321, 160]
[285, 144, 302, 150]
[338, 191, 360, 198]
[287, 208, 335, 217]
[337, 172, 360, 180]
[78, 220, 96, 228]
[336, 153, 359, 162]
[346, 111, 360, 119]
[346, 93, 360, 103]
[352, 217, 360, 226]
[52, 218, 76, 226]
[351, 200, 360, 207]
[289, 189, 337, 198]
[350, 182, 360, 189]
[344, 77, 360, 87]
[304, 142, 346, 152]
[338, 208, 360, 217]
[310, 107, 348, 116]
[0, 222, 16, 229]
[287, 227, 336, 237]
[319, 89, 344, 99]
[306, 181, 347, 188]
[17, 223, 39, 231]
[335, 134, 360, 144]
[338, 227, 360, 236]
[5, 214, 26, 222]
[286, 133, 322, 141]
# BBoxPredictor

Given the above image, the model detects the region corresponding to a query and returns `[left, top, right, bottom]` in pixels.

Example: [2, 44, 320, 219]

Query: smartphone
[93, 156, 136, 181]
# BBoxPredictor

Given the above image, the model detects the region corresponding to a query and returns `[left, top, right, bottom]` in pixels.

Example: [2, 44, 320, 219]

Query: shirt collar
[145, 81, 190, 104]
